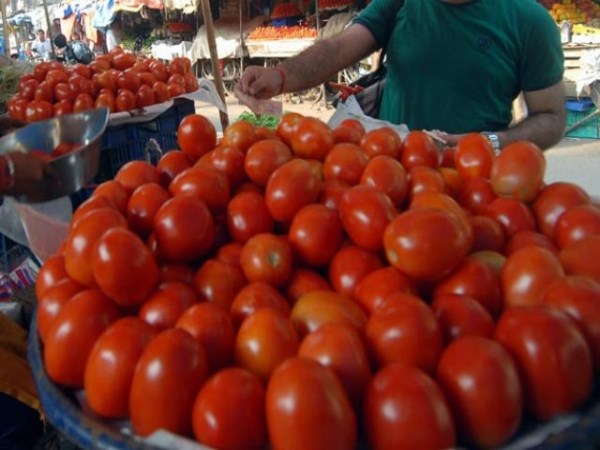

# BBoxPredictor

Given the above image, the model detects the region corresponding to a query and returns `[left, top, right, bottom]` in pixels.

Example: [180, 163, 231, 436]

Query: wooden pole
[41, 0, 56, 57]
[200, 0, 229, 130]
[1, 0, 11, 56]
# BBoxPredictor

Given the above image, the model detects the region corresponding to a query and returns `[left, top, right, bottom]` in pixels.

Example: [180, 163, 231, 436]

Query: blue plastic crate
[95, 98, 195, 183]
[565, 107, 600, 139]
[566, 98, 594, 112]
[272, 16, 302, 27]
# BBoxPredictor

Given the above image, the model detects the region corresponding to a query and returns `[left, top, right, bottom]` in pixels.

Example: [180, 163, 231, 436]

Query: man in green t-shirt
[237, 0, 565, 150]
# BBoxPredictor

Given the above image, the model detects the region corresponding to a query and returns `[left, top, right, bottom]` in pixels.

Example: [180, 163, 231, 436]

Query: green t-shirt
[354, 0, 564, 133]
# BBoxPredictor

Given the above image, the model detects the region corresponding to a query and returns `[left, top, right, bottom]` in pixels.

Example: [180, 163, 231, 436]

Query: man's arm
[442, 81, 566, 150]
[238, 24, 378, 100]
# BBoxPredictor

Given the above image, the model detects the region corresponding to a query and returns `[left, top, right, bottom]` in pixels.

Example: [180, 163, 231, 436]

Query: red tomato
[11, 99, 28, 121]
[84, 317, 156, 418]
[114, 160, 159, 194]
[92, 227, 160, 307]
[384, 208, 471, 281]
[37, 278, 84, 344]
[194, 259, 247, 310]
[44, 290, 120, 387]
[215, 242, 243, 267]
[469, 215, 506, 253]
[33, 63, 50, 81]
[244, 139, 292, 187]
[239, 233, 292, 288]
[176, 302, 236, 373]
[505, 230, 558, 256]
[34, 100, 54, 121]
[154, 196, 215, 263]
[431, 293, 495, 344]
[266, 357, 357, 450]
[192, 368, 266, 450]
[112, 52, 136, 71]
[208, 145, 246, 189]
[95, 90, 116, 113]
[540, 275, 600, 369]
[159, 263, 196, 287]
[501, 246, 565, 309]
[129, 328, 208, 436]
[401, 130, 439, 171]
[115, 89, 137, 112]
[360, 127, 401, 159]
[495, 305, 593, 421]
[318, 179, 350, 211]
[136, 84, 155, 107]
[35, 253, 68, 300]
[222, 120, 258, 153]
[364, 364, 455, 450]
[265, 159, 321, 222]
[408, 166, 445, 198]
[288, 203, 343, 267]
[73, 93, 94, 113]
[486, 197, 536, 239]
[366, 294, 442, 373]
[177, 114, 217, 161]
[490, 141, 545, 203]
[555, 204, 600, 249]
[354, 266, 417, 315]
[433, 255, 502, 318]
[184, 73, 199, 92]
[126, 182, 170, 237]
[454, 132, 495, 180]
[96, 69, 118, 91]
[234, 309, 299, 382]
[290, 290, 367, 338]
[539, 185, 593, 241]
[150, 60, 170, 82]
[230, 282, 290, 329]
[45, 68, 68, 87]
[437, 336, 523, 448]
[170, 165, 230, 213]
[117, 71, 141, 92]
[34, 81, 54, 102]
[64, 208, 128, 286]
[290, 117, 334, 161]
[91, 180, 130, 212]
[328, 245, 383, 297]
[226, 191, 274, 243]
[70, 196, 115, 232]
[156, 150, 192, 187]
[360, 155, 408, 207]
[298, 322, 371, 411]
[152, 81, 171, 103]
[166, 82, 184, 98]
[458, 176, 496, 215]
[284, 268, 332, 305]
[139, 282, 197, 330]
[323, 143, 368, 185]
[332, 124, 362, 144]
[560, 235, 600, 283]
[276, 112, 303, 146]
[20, 78, 39, 100]
[339, 185, 396, 252]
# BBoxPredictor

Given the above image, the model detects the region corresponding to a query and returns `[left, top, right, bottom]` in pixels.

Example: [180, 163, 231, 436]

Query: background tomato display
[8, 51, 198, 122]
[34, 113, 600, 450]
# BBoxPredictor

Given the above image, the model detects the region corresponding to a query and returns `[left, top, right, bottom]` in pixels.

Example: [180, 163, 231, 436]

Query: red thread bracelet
[274, 67, 286, 95]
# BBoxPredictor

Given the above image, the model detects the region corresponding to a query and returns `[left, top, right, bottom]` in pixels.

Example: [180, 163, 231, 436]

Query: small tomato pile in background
[6, 49, 198, 123]
[35, 112, 600, 450]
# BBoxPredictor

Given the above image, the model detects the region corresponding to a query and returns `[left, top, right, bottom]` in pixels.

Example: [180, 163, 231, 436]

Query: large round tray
[27, 309, 600, 450]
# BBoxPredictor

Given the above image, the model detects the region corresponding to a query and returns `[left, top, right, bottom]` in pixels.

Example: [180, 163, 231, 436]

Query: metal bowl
[0, 108, 109, 203]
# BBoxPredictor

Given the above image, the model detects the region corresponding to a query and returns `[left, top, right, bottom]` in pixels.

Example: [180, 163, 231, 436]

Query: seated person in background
[54, 33, 94, 65]
[30, 29, 52, 60]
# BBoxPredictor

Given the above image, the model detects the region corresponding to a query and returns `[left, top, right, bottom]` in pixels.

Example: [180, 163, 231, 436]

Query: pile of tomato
[6, 50, 198, 123]
[36, 112, 600, 450]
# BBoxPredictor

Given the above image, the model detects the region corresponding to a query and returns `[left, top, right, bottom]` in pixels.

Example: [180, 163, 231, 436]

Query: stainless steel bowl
[0, 108, 109, 203]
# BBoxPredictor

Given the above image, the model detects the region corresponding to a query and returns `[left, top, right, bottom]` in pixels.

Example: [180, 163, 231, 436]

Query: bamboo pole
[40, 0, 55, 57]
[200, 0, 229, 130]
[1, 0, 11, 56]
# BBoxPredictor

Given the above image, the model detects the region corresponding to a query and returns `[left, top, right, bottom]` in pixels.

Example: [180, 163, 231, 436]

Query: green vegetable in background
[237, 111, 280, 129]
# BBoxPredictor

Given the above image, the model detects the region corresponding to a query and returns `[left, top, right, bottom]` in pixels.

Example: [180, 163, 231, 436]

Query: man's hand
[4, 152, 58, 197]
[237, 66, 284, 100]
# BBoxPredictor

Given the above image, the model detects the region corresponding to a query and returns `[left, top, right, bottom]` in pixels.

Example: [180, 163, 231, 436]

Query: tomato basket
[26, 302, 600, 450]
[95, 98, 195, 183]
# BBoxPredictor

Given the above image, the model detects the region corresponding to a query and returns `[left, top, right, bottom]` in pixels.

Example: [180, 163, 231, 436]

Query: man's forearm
[498, 110, 566, 150]
[277, 39, 344, 92]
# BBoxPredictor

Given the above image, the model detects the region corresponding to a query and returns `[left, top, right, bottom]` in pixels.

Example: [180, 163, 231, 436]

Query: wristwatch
[481, 132, 501, 154]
